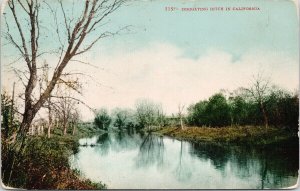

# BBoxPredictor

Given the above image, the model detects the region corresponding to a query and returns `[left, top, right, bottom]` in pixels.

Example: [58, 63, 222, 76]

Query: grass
[2, 125, 107, 190]
[153, 125, 297, 145]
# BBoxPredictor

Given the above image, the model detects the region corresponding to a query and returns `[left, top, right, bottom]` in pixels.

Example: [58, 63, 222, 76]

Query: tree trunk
[10, 82, 15, 132]
[63, 122, 67, 135]
[47, 124, 52, 138]
[72, 123, 76, 135]
[260, 101, 268, 128]
[31, 125, 34, 136]
[180, 117, 183, 130]
[18, 58, 72, 137]
[41, 125, 44, 135]
[47, 106, 52, 138]
[18, 108, 36, 139]
[37, 126, 39, 135]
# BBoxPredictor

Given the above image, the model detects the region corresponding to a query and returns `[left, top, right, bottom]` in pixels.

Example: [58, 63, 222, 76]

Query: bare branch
[44, 1, 64, 48]
[3, 15, 25, 58]
[57, 78, 82, 94]
[74, 32, 109, 55]
[13, 69, 27, 87]
[59, 0, 71, 42]
[69, 1, 96, 56]
[70, 59, 98, 68]
[50, 95, 95, 114]
[16, 0, 30, 14]
[35, 1, 40, 52]
[4, 55, 24, 67]
[4, 0, 129, 136]
[8, 0, 32, 70]
[75, 25, 131, 55]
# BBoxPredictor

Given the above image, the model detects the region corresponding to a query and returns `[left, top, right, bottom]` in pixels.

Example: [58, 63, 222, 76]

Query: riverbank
[152, 126, 298, 145]
[1, 125, 107, 190]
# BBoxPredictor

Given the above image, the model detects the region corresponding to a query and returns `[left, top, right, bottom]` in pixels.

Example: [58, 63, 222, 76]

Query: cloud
[2, 42, 297, 120]
[73, 42, 298, 120]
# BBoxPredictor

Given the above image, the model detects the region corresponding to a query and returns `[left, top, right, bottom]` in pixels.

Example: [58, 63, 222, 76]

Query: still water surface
[69, 132, 298, 189]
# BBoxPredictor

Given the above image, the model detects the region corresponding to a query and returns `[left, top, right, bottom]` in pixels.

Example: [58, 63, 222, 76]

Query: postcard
[1, 0, 299, 189]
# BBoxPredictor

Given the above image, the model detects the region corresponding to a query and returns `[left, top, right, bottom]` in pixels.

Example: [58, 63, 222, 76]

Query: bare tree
[178, 104, 185, 130]
[38, 61, 54, 138]
[39, 61, 83, 138]
[52, 86, 79, 136]
[245, 74, 270, 128]
[135, 99, 163, 131]
[156, 109, 167, 128]
[3, 0, 130, 141]
[70, 109, 80, 136]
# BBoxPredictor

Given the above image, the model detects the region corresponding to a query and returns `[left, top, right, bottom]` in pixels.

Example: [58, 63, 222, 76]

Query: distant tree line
[94, 99, 169, 131]
[186, 86, 298, 130]
[94, 77, 298, 132]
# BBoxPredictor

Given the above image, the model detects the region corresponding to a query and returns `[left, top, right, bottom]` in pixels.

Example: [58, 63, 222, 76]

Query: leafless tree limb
[13, 69, 28, 88]
[50, 95, 95, 114]
[70, 59, 98, 68]
[3, 0, 130, 139]
[8, 0, 32, 70]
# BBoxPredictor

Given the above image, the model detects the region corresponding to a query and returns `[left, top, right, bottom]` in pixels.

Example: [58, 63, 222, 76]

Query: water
[70, 132, 299, 189]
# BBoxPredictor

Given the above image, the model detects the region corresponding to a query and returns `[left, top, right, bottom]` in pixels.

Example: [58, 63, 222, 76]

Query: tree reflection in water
[174, 140, 192, 182]
[189, 139, 299, 189]
[73, 133, 298, 189]
[95, 133, 111, 155]
[95, 131, 144, 156]
[135, 133, 165, 168]
[135, 134, 193, 181]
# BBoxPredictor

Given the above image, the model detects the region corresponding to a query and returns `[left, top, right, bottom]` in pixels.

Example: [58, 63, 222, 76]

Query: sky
[1, 0, 299, 121]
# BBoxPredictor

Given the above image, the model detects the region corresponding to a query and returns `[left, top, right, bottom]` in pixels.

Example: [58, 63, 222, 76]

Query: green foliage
[94, 109, 112, 130]
[230, 96, 248, 125]
[111, 108, 136, 130]
[187, 93, 231, 127]
[1, 135, 106, 189]
[187, 101, 208, 125]
[206, 94, 231, 127]
[265, 88, 299, 130]
[114, 113, 127, 129]
[1, 92, 19, 138]
[187, 87, 299, 129]
[1, 93, 11, 135]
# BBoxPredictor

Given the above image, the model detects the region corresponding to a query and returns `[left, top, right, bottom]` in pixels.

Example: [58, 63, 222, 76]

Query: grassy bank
[153, 126, 297, 145]
[2, 125, 106, 190]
